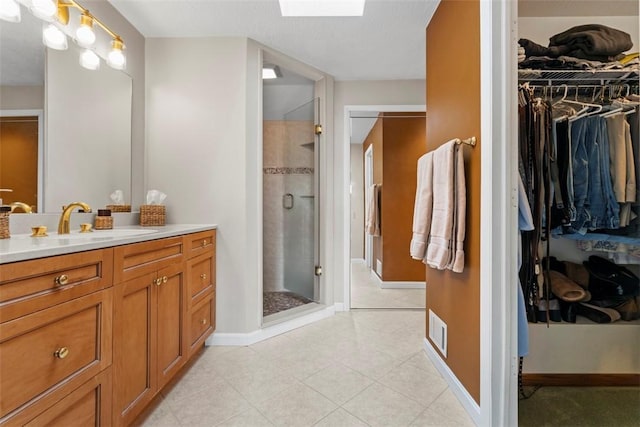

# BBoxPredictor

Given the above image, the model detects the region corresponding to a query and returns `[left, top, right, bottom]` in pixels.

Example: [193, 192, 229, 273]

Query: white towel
[411, 139, 466, 273]
[410, 152, 434, 260]
[365, 184, 381, 236]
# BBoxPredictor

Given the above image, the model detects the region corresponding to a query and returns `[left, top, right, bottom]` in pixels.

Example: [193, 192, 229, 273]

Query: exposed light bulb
[75, 12, 96, 47]
[42, 24, 68, 50]
[0, 0, 21, 23]
[31, 0, 57, 21]
[107, 38, 126, 70]
[79, 49, 100, 70]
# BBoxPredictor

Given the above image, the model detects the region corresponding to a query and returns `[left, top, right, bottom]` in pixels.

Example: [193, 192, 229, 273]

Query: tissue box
[140, 205, 166, 226]
[106, 204, 131, 213]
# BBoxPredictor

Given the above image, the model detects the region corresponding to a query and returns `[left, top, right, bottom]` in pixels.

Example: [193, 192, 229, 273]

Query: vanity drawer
[189, 293, 215, 354]
[185, 230, 215, 259]
[0, 249, 113, 322]
[113, 236, 184, 284]
[186, 251, 215, 306]
[0, 289, 112, 423]
[24, 368, 112, 427]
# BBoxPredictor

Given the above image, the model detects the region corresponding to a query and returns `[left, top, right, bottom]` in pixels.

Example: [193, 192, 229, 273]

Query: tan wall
[0, 86, 43, 110]
[381, 112, 426, 282]
[425, 0, 481, 404]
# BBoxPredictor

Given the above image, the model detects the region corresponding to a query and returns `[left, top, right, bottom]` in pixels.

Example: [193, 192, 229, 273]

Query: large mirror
[0, 10, 132, 213]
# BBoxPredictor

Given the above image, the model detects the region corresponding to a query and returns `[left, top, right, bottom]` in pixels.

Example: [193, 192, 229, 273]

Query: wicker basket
[140, 205, 166, 226]
[94, 216, 113, 230]
[106, 204, 131, 213]
[0, 211, 9, 239]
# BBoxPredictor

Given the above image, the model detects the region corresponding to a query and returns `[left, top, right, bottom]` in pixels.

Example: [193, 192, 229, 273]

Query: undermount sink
[52, 228, 159, 240]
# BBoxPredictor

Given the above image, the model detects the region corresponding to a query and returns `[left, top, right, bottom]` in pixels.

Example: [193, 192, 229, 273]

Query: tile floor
[140, 310, 473, 426]
[350, 261, 426, 309]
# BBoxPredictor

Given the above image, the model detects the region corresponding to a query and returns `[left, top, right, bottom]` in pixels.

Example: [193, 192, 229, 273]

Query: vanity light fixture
[79, 48, 100, 70]
[0, 0, 126, 71]
[75, 10, 95, 47]
[0, 0, 21, 23]
[43, 23, 68, 50]
[107, 37, 126, 70]
[262, 65, 282, 79]
[30, 0, 57, 21]
[279, 0, 366, 17]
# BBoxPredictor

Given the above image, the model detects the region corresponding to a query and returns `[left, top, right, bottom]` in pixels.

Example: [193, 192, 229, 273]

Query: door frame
[342, 104, 425, 312]
[363, 143, 373, 269]
[0, 109, 44, 212]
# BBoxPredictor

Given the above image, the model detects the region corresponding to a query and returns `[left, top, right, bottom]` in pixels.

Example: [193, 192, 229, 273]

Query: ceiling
[108, 0, 439, 81]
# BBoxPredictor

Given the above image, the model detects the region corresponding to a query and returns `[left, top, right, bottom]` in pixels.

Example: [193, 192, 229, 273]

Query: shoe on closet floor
[577, 302, 622, 323]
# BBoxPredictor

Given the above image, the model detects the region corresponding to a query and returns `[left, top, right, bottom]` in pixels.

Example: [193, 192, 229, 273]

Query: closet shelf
[518, 68, 639, 86]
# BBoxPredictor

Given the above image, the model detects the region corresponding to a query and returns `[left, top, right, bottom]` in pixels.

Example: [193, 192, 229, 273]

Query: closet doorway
[262, 62, 321, 321]
[348, 106, 427, 309]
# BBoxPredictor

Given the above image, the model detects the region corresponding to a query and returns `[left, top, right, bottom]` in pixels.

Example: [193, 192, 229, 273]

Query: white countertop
[0, 224, 217, 264]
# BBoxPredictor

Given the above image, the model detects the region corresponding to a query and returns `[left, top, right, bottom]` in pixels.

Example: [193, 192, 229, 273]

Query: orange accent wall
[381, 113, 426, 282]
[425, 0, 481, 403]
[362, 114, 426, 282]
[0, 117, 39, 211]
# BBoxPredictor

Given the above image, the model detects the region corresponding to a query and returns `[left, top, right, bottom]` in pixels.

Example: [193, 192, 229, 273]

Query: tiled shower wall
[263, 120, 315, 299]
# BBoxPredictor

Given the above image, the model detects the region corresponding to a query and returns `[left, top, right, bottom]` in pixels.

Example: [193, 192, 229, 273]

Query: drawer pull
[163, 276, 168, 283]
[200, 273, 207, 280]
[200, 319, 207, 325]
[54, 347, 70, 359]
[202, 239, 207, 247]
[54, 274, 69, 286]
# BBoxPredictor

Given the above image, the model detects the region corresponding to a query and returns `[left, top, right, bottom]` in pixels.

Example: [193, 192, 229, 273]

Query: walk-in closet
[516, 2, 639, 425]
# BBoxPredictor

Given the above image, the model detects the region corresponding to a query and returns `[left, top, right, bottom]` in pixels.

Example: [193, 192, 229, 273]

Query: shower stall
[263, 97, 320, 318]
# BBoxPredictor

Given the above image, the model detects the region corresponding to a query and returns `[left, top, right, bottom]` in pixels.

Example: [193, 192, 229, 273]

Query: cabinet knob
[200, 319, 207, 325]
[200, 273, 207, 280]
[202, 239, 207, 247]
[154, 278, 162, 286]
[163, 276, 168, 283]
[54, 347, 70, 359]
[54, 274, 69, 286]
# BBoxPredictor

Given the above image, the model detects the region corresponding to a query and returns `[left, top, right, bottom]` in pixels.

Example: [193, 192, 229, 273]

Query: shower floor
[263, 291, 314, 317]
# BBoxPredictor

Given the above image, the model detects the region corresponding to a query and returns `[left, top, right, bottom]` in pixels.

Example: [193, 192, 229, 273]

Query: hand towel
[426, 140, 456, 270]
[365, 184, 381, 236]
[448, 143, 466, 273]
[410, 152, 434, 260]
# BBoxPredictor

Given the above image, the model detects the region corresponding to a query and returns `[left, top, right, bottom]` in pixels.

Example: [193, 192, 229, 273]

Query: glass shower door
[263, 97, 319, 317]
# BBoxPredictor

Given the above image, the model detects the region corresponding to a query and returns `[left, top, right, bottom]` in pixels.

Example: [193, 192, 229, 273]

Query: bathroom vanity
[0, 225, 216, 426]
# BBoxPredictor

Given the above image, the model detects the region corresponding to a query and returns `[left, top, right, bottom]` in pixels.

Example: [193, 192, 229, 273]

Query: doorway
[347, 106, 427, 309]
[262, 63, 320, 320]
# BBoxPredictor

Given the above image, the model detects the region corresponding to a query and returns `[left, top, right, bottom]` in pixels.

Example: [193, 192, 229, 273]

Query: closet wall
[518, 2, 640, 377]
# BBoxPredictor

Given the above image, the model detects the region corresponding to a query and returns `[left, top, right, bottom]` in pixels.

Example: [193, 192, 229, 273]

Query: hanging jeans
[570, 116, 620, 234]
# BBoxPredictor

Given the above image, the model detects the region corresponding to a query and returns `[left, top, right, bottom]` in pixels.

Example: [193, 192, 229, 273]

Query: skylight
[279, 0, 366, 17]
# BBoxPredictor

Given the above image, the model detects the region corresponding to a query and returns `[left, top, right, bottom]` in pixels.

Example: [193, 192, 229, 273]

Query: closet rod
[455, 136, 477, 147]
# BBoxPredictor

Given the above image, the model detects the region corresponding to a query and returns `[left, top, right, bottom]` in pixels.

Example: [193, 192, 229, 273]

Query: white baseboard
[333, 302, 347, 312]
[351, 258, 366, 264]
[206, 305, 337, 346]
[423, 338, 481, 426]
[369, 270, 426, 289]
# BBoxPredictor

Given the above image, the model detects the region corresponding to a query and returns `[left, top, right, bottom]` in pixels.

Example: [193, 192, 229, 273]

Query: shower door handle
[283, 193, 294, 209]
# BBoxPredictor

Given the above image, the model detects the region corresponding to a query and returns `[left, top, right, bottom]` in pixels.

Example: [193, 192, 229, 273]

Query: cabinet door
[113, 272, 157, 427]
[156, 262, 187, 389]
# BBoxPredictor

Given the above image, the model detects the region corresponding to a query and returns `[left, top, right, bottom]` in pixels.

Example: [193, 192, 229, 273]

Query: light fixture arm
[56, 0, 122, 42]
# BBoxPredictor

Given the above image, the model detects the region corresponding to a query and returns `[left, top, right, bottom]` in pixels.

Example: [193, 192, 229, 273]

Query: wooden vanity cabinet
[112, 237, 186, 426]
[0, 249, 113, 426]
[0, 228, 216, 427]
[185, 230, 216, 356]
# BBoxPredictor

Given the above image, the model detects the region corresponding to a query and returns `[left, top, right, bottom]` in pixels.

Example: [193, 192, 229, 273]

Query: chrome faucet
[58, 202, 91, 234]
[9, 202, 33, 213]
